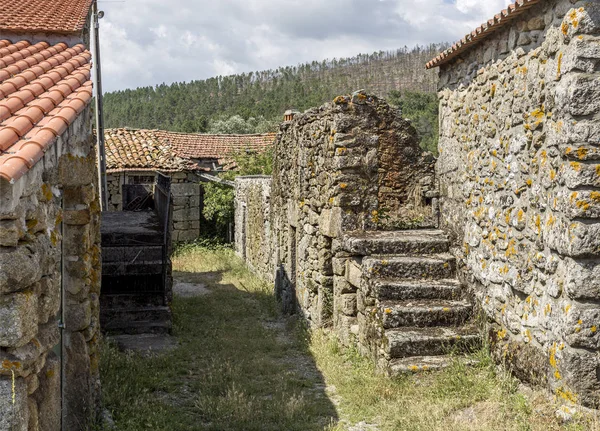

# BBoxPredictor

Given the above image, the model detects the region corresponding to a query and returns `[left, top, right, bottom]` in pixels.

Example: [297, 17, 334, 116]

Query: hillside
[103, 44, 446, 134]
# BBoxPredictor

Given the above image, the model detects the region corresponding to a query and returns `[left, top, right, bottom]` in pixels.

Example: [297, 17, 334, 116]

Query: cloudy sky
[97, 0, 512, 93]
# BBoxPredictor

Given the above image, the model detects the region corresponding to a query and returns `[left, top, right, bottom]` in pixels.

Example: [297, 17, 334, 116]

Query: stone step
[100, 293, 166, 308]
[379, 299, 473, 329]
[100, 306, 171, 323]
[384, 325, 481, 359]
[372, 278, 463, 301]
[388, 355, 477, 375]
[363, 254, 456, 280]
[102, 318, 172, 335]
[342, 229, 449, 256]
[102, 260, 165, 276]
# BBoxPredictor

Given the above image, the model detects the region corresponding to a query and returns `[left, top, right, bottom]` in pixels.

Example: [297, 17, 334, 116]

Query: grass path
[99, 246, 598, 431]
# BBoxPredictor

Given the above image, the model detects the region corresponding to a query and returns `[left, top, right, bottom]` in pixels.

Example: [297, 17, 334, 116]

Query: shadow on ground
[100, 267, 339, 431]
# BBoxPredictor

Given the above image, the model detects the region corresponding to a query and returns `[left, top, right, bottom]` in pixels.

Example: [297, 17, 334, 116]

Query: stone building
[427, 0, 600, 409]
[105, 128, 275, 242]
[0, 0, 102, 429]
[236, 92, 483, 377]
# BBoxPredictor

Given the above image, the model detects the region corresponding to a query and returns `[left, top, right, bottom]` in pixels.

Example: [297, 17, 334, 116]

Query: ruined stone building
[105, 128, 275, 242]
[236, 0, 600, 410]
[0, 0, 102, 428]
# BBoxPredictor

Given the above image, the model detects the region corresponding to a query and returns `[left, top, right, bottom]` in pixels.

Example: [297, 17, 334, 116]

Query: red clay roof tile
[105, 128, 276, 173]
[0, 39, 92, 183]
[0, 0, 92, 34]
[426, 0, 542, 69]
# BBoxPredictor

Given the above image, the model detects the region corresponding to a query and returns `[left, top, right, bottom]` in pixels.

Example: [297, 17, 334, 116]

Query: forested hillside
[103, 44, 446, 135]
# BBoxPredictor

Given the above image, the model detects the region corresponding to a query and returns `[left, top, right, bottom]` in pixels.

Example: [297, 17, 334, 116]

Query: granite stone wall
[437, 0, 600, 408]
[0, 108, 101, 429]
[270, 91, 435, 327]
[234, 176, 273, 282]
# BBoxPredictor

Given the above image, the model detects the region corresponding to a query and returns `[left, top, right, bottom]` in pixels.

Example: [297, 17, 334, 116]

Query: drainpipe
[92, 1, 109, 210]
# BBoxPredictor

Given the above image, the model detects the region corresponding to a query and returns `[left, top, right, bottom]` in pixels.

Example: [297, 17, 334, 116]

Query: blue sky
[97, 0, 512, 92]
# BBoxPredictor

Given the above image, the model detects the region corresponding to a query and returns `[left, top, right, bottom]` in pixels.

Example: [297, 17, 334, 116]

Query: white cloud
[97, 0, 515, 92]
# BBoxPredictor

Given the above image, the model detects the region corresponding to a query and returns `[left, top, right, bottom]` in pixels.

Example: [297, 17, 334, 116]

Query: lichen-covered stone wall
[437, 0, 600, 408]
[234, 176, 273, 281]
[0, 108, 101, 429]
[270, 91, 435, 327]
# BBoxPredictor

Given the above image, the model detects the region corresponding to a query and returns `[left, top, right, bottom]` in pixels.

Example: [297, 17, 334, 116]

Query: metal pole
[59, 193, 66, 431]
[92, 1, 109, 210]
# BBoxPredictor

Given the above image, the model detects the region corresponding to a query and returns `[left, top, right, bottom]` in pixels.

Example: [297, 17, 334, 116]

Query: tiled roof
[0, 39, 92, 183]
[104, 129, 276, 173]
[155, 130, 276, 162]
[0, 0, 92, 34]
[104, 128, 190, 173]
[426, 0, 542, 69]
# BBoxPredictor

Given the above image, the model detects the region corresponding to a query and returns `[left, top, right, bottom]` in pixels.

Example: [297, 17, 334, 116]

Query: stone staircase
[341, 229, 481, 375]
[101, 211, 173, 336]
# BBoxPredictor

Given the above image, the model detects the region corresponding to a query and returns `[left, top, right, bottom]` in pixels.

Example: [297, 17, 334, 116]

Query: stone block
[557, 347, 600, 409]
[0, 291, 38, 347]
[332, 257, 347, 276]
[345, 258, 362, 288]
[559, 301, 600, 349]
[0, 244, 43, 295]
[319, 207, 343, 238]
[63, 208, 91, 226]
[0, 376, 28, 431]
[173, 207, 199, 222]
[171, 183, 199, 197]
[0, 219, 21, 246]
[58, 154, 95, 187]
[339, 293, 357, 316]
[564, 258, 600, 300]
[35, 353, 60, 431]
[334, 276, 354, 296]
[65, 299, 91, 332]
[38, 277, 60, 325]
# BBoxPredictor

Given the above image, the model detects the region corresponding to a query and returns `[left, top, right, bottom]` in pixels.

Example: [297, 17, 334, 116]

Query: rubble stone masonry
[0, 108, 101, 429]
[437, 0, 600, 408]
[270, 91, 435, 327]
[234, 176, 273, 281]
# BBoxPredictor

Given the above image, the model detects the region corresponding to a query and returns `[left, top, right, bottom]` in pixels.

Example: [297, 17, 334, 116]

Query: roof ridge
[426, 0, 542, 69]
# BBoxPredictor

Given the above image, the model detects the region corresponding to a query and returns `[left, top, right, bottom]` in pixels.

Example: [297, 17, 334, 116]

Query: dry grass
[98, 245, 599, 431]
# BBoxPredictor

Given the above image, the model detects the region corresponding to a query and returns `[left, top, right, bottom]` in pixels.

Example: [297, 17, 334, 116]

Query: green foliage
[388, 90, 439, 155]
[201, 146, 274, 241]
[103, 44, 447, 133]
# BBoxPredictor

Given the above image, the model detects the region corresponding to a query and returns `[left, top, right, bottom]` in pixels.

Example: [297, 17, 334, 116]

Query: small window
[128, 175, 155, 185]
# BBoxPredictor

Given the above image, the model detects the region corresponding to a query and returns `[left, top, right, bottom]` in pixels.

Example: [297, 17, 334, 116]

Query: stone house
[0, 0, 102, 429]
[428, 0, 600, 409]
[105, 128, 275, 242]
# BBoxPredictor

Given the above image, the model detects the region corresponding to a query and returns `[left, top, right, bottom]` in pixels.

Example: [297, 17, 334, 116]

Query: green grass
[99, 246, 599, 431]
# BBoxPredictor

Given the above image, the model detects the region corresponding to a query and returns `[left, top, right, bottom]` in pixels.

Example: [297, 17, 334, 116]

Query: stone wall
[270, 91, 435, 326]
[0, 107, 101, 429]
[171, 172, 202, 243]
[106, 171, 202, 243]
[234, 176, 273, 281]
[437, 0, 600, 408]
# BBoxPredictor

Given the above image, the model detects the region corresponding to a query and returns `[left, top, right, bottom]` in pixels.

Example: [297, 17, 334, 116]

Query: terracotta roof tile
[104, 128, 276, 173]
[154, 130, 276, 163]
[0, 39, 92, 183]
[104, 128, 191, 173]
[426, 0, 542, 69]
[0, 0, 92, 34]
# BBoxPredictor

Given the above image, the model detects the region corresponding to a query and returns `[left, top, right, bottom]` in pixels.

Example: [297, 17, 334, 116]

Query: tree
[201, 146, 274, 241]
[388, 90, 439, 155]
